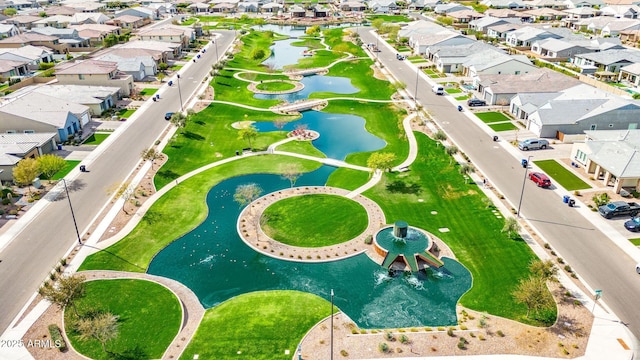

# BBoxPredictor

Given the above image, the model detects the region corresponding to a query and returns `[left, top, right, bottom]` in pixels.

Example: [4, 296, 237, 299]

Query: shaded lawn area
[489, 122, 518, 132]
[82, 133, 109, 145]
[323, 101, 408, 168]
[41, 160, 80, 181]
[262, 194, 368, 246]
[80, 155, 323, 273]
[156, 103, 296, 188]
[534, 160, 591, 191]
[364, 132, 546, 325]
[475, 112, 510, 123]
[213, 68, 281, 108]
[275, 140, 326, 158]
[170, 64, 183, 71]
[138, 88, 158, 96]
[317, 59, 396, 100]
[290, 37, 323, 50]
[180, 291, 332, 360]
[237, 72, 289, 82]
[326, 167, 371, 190]
[65, 279, 181, 360]
[367, 14, 411, 22]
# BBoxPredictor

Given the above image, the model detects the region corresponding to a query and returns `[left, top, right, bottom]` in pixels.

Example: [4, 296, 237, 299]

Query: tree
[157, 62, 168, 71]
[305, 25, 320, 36]
[529, 259, 558, 281]
[445, 146, 458, 164]
[156, 72, 166, 83]
[367, 152, 397, 172]
[113, 182, 134, 215]
[512, 276, 554, 318]
[502, 217, 520, 239]
[458, 163, 474, 182]
[233, 183, 262, 214]
[433, 130, 447, 142]
[76, 312, 120, 353]
[141, 148, 161, 169]
[170, 112, 187, 129]
[39, 274, 86, 317]
[3, 8, 17, 16]
[371, 18, 385, 31]
[281, 163, 302, 188]
[37, 154, 66, 181]
[238, 125, 258, 149]
[13, 158, 40, 195]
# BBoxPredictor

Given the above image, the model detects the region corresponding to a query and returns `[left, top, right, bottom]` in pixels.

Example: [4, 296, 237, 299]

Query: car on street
[636, 263, 640, 274]
[165, 112, 174, 120]
[467, 98, 487, 107]
[518, 138, 549, 151]
[624, 217, 640, 232]
[529, 172, 551, 187]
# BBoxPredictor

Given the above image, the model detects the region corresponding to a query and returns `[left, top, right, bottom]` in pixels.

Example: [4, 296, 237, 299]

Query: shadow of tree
[386, 180, 422, 194]
[108, 345, 148, 360]
[182, 131, 205, 141]
[50, 180, 87, 202]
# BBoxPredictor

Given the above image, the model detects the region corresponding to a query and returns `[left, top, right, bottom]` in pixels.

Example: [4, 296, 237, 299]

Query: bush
[340, 349, 348, 357]
[2, 198, 10, 205]
[497, 330, 505, 337]
[364, 234, 373, 244]
[378, 342, 389, 353]
[384, 331, 395, 341]
[48, 324, 67, 352]
[447, 328, 455, 337]
[457, 337, 468, 349]
[399, 334, 408, 344]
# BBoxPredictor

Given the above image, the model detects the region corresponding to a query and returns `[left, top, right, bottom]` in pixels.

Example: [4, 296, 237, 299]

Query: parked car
[432, 84, 444, 95]
[396, 53, 406, 60]
[467, 98, 487, 107]
[624, 217, 640, 232]
[528, 172, 551, 187]
[599, 201, 640, 219]
[637, 263, 640, 274]
[518, 138, 549, 151]
[165, 112, 174, 120]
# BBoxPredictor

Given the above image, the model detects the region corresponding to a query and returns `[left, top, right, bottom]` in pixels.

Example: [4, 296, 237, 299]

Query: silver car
[518, 138, 549, 151]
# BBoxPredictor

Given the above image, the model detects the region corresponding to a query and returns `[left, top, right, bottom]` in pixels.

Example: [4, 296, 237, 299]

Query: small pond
[254, 75, 359, 102]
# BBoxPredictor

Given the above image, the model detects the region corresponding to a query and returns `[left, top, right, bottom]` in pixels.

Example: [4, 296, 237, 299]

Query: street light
[176, 74, 184, 112]
[330, 289, 334, 360]
[213, 39, 219, 62]
[516, 155, 533, 218]
[414, 66, 420, 104]
[61, 179, 81, 245]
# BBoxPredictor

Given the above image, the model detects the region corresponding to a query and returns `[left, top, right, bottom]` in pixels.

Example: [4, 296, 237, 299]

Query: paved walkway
[236, 186, 386, 262]
[79, 270, 205, 360]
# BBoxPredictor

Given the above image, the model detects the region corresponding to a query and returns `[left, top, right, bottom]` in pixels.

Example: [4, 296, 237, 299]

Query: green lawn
[445, 88, 462, 94]
[82, 133, 110, 145]
[41, 160, 80, 180]
[262, 194, 368, 247]
[475, 112, 510, 123]
[629, 238, 640, 246]
[80, 156, 323, 273]
[213, 69, 282, 108]
[170, 64, 183, 71]
[319, 59, 396, 100]
[256, 81, 296, 92]
[326, 167, 371, 190]
[65, 279, 181, 360]
[455, 95, 470, 100]
[116, 109, 135, 118]
[290, 37, 323, 50]
[181, 291, 332, 360]
[275, 140, 326, 158]
[534, 160, 591, 191]
[138, 88, 158, 96]
[226, 30, 287, 72]
[488, 122, 519, 132]
[367, 14, 411, 22]
[364, 132, 548, 325]
[237, 72, 289, 82]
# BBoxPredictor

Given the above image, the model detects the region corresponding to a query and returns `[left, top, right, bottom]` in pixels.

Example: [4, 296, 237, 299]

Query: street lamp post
[213, 39, 219, 62]
[516, 155, 533, 218]
[176, 74, 184, 112]
[61, 179, 82, 245]
[414, 66, 420, 104]
[330, 289, 334, 360]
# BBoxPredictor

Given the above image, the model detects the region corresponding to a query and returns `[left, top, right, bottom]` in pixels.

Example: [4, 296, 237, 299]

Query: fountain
[374, 221, 443, 272]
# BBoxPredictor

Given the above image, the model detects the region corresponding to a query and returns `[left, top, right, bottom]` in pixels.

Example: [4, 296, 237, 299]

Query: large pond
[254, 110, 385, 160]
[148, 171, 472, 328]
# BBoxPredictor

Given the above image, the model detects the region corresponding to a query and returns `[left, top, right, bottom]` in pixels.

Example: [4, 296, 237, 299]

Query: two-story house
[54, 59, 133, 96]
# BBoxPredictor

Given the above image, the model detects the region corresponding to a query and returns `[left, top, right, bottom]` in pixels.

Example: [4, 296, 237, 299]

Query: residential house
[517, 84, 640, 138]
[136, 27, 190, 48]
[600, 4, 640, 18]
[2, 15, 41, 30]
[0, 59, 27, 78]
[601, 18, 640, 36]
[93, 46, 165, 65]
[479, 67, 580, 106]
[531, 37, 624, 59]
[446, 9, 485, 24]
[95, 53, 156, 80]
[31, 27, 90, 48]
[33, 15, 74, 29]
[238, 1, 258, 12]
[411, 32, 476, 55]
[290, 5, 306, 17]
[313, 5, 330, 17]
[531, 0, 569, 9]
[0, 133, 57, 181]
[54, 59, 133, 96]
[117, 40, 182, 60]
[505, 26, 564, 47]
[188, 2, 210, 13]
[522, 7, 567, 20]
[484, 8, 522, 18]
[0, 45, 53, 73]
[368, 0, 399, 13]
[146, 2, 176, 15]
[429, 42, 496, 73]
[61, 1, 107, 13]
[572, 15, 640, 35]
[618, 62, 640, 87]
[105, 15, 144, 30]
[487, 22, 523, 39]
[0, 24, 19, 39]
[0, 92, 90, 142]
[0, 33, 67, 54]
[433, 3, 469, 14]
[571, 129, 640, 194]
[468, 16, 520, 33]
[573, 48, 640, 74]
[70, 12, 109, 24]
[114, 7, 157, 23]
[620, 28, 640, 42]
[262, 2, 284, 13]
[29, 84, 120, 115]
[464, 52, 536, 78]
[211, 3, 236, 13]
[565, 0, 604, 8]
[69, 23, 121, 46]
[43, 5, 77, 16]
[480, 0, 529, 9]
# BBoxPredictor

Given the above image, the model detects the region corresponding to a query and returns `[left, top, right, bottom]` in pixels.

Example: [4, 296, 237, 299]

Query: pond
[148, 171, 472, 329]
[254, 75, 359, 102]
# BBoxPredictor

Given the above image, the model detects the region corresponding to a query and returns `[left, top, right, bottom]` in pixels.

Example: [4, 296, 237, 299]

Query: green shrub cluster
[47, 324, 67, 352]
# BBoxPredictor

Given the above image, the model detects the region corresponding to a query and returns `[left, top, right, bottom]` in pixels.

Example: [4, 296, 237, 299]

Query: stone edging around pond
[236, 186, 386, 263]
[248, 79, 304, 95]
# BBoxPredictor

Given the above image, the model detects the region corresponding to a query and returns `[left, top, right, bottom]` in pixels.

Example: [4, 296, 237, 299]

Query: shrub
[497, 330, 504, 337]
[2, 198, 10, 205]
[544, 243, 551, 249]
[457, 337, 467, 349]
[384, 331, 395, 341]
[564, 265, 572, 273]
[399, 334, 409, 344]
[447, 328, 455, 337]
[340, 350, 348, 357]
[378, 342, 389, 353]
[364, 234, 373, 244]
[48, 324, 67, 352]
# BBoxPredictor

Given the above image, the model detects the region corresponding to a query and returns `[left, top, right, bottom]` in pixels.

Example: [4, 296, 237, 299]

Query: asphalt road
[0, 30, 235, 334]
[359, 28, 640, 343]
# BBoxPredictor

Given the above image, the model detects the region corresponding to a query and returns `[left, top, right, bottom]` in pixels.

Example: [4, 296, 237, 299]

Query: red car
[529, 172, 551, 187]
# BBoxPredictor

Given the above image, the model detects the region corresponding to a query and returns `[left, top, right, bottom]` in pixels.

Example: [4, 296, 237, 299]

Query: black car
[165, 112, 174, 120]
[625, 217, 640, 232]
[467, 98, 487, 107]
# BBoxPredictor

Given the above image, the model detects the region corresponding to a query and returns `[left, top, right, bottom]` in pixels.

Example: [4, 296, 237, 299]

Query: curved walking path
[391, 112, 419, 171]
[236, 186, 386, 262]
[78, 270, 205, 360]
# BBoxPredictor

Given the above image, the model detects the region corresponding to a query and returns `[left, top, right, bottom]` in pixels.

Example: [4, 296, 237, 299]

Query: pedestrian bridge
[271, 99, 328, 114]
